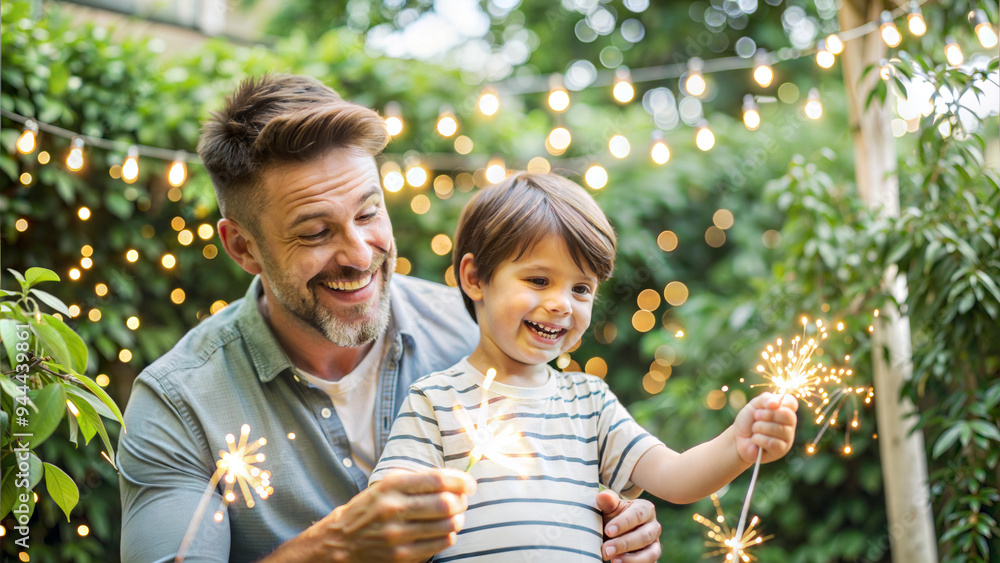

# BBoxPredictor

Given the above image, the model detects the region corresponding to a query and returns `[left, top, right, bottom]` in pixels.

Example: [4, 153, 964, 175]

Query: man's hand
[596, 489, 662, 563]
[734, 392, 798, 465]
[263, 469, 476, 563]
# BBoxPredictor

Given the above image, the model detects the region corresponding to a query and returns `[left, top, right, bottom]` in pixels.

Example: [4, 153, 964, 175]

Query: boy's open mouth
[525, 320, 566, 340]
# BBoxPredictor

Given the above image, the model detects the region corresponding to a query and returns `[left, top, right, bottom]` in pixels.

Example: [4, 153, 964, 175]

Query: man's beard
[263, 244, 395, 347]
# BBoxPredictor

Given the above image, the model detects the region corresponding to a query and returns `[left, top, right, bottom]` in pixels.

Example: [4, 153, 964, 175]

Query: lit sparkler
[175, 424, 273, 562]
[806, 362, 874, 456]
[693, 493, 770, 561]
[454, 368, 523, 473]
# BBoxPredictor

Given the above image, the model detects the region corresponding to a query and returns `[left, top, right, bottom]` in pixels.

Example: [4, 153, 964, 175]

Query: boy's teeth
[325, 274, 372, 291]
[526, 321, 564, 340]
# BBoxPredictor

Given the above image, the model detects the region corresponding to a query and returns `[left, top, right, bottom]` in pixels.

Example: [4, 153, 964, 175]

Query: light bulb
[816, 40, 835, 69]
[972, 10, 998, 49]
[879, 59, 893, 81]
[436, 111, 458, 137]
[547, 127, 572, 151]
[608, 135, 630, 158]
[613, 68, 634, 103]
[584, 165, 608, 189]
[122, 146, 139, 183]
[742, 94, 760, 130]
[684, 58, 706, 97]
[478, 88, 499, 116]
[548, 88, 570, 112]
[485, 159, 506, 184]
[907, 3, 926, 36]
[805, 89, 823, 120]
[880, 11, 902, 47]
[826, 34, 844, 55]
[17, 121, 37, 154]
[695, 121, 715, 151]
[753, 50, 773, 88]
[383, 171, 404, 192]
[168, 152, 187, 187]
[405, 164, 428, 187]
[650, 132, 670, 165]
[944, 37, 964, 66]
[66, 137, 84, 171]
[384, 102, 403, 136]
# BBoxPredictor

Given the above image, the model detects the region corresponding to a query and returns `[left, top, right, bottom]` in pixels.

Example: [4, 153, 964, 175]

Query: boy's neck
[467, 347, 550, 388]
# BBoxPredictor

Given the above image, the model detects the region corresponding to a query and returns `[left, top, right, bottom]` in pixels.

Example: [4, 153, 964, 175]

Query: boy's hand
[596, 490, 662, 562]
[734, 392, 798, 465]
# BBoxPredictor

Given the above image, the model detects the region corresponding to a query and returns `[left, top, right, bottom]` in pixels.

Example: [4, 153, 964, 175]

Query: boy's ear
[218, 218, 264, 276]
[459, 253, 484, 302]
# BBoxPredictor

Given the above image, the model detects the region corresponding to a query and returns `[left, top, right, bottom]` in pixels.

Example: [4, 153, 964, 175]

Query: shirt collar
[235, 275, 409, 383]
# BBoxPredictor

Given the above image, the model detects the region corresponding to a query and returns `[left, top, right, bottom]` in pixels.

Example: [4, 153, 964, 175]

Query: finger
[602, 521, 662, 562]
[596, 489, 626, 523]
[372, 512, 466, 546]
[751, 420, 796, 439]
[752, 433, 792, 457]
[383, 468, 477, 496]
[357, 531, 458, 563]
[753, 406, 798, 426]
[603, 498, 654, 539]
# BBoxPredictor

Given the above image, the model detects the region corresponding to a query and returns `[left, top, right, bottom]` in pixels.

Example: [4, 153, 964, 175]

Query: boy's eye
[527, 278, 547, 286]
[573, 284, 593, 295]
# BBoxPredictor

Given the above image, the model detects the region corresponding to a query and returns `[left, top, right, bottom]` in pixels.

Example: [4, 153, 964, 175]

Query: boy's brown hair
[197, 74, 388, 236]
[452, 172, 617, 320]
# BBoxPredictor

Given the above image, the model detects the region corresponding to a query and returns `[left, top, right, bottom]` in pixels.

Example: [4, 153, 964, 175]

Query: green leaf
[970, 420, 1000, 443]
[24, 268, 59, 288]
[933, 424, 964, 458]
[41, 314, 87, 373]
[24, 383, 67, 448]
[30, 321, 72, 374]
[64, 384, 114, 419]
[30, 289, 70, 317]
[6, 269, 26, 286]
[70, 372, 125, 427]
[0, 318, 30, 369]
[0, 469, 36, 521]
[43, 462, 79, 521]
[69, 393, 115, 458]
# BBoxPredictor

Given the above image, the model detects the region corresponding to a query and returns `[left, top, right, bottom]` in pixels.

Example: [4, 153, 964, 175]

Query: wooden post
[839, 1, 937, 561]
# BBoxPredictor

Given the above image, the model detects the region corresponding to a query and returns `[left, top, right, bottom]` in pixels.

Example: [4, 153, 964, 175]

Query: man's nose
[334, 225, 373, 272]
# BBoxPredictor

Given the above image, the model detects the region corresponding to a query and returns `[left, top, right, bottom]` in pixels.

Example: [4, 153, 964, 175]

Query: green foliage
[0, 267, 124, 542]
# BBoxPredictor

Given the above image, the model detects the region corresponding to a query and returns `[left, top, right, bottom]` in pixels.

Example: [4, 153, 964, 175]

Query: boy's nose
[545, 290, 572, 315]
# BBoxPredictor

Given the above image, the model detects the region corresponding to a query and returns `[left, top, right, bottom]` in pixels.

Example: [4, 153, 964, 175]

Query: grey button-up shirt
[119, 275, 478, 562]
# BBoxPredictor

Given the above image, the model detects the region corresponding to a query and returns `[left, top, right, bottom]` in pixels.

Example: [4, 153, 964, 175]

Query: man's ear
[218, 218, 264, 275]
[459, 253, 484, 302]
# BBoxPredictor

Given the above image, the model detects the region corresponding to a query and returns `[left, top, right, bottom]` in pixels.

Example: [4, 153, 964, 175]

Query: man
[118, 74, 662, 562]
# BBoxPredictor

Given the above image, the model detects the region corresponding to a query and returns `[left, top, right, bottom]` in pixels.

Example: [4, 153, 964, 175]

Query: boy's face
[465, 236, 598, 376]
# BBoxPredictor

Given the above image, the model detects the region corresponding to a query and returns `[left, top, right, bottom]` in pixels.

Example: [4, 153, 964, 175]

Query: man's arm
[260, 470, 476, 563]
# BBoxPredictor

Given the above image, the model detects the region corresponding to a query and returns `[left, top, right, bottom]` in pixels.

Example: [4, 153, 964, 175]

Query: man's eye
[302, 230, 328, 240]
[358, 212, 377, 222]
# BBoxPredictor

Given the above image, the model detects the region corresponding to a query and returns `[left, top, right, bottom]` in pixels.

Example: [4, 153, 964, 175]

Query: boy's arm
[629, 392, 798, 505]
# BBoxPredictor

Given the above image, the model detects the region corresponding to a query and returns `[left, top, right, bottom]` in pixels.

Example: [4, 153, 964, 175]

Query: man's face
[253, 149, 395, 347]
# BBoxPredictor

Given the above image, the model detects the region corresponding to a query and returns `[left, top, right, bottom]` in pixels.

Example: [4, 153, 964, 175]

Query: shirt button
[343, 458, 353, 468]
[320, 407, 332, 419]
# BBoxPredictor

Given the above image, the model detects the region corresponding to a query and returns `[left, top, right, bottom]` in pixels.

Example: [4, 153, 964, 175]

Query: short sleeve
[595, 384, 664, 498]
[368, 388, 446, 486]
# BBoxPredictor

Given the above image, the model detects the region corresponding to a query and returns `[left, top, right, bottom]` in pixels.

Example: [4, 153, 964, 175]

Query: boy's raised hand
[734, 392, 799, 465]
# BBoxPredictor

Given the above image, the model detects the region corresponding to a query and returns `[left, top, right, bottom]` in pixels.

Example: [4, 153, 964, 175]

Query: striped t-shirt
[369, 357, 663, 562]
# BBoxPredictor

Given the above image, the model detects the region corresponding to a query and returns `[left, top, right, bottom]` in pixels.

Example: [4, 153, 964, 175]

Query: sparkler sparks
[455, 368, 523, 473]
[693, 494, 770, 561]
[175, 424, 273, 562]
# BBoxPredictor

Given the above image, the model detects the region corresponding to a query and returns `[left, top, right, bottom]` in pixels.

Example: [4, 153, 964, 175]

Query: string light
[609, 134, 631, 158]
[880, 11, 902, 48]
[612, 68, 634, 103]
[547, 127, 572, 153]
[816, 40, 835, 69]
[478, 88, 500, 116]
[826, 33, 844, 55]
[944, 37, 964, 66]
[879, 59, 893, 81]
[683, 57, 706, 97]
[383, 170, 404, 192]
[907, 2, 927, 37]
[742, 95, 761, 130]
[405, 163, 428, 188]
[384, 102, 404, 137]
[122, 146, 139, 183]
[485, 159, 506, 184]
[547, 86, 570, 112]
[78, 206, 91, 220]
[695, 121, 715, 151]
[753, 50, 774, 88]
[168, 151, 187, 187]
[436, 109, 458, 137]
[17, 120, 38, 154]
[650, 131, 670, 165]
[66, 136, 84, 171]
[584, 164, 608, 189]
[972, 10, 998, 49]
[805, 89, 823, 120]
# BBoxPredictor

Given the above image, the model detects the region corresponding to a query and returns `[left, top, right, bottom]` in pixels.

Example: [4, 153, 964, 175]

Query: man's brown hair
[197, 74, 388, 234]
[452, 172, 617, 321]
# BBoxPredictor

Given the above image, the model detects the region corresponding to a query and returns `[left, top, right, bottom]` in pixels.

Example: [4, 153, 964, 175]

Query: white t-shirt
[297, 334, 386, 475]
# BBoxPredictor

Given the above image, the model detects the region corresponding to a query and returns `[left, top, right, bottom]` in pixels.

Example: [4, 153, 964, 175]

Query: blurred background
[2, 0, 998, 560]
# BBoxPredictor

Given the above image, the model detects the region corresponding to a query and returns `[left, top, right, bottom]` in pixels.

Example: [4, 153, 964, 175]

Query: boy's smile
[462, 236, 598, 382]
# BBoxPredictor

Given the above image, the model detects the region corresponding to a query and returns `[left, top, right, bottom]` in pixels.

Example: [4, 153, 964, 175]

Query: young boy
[369, 172, 798, 562]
